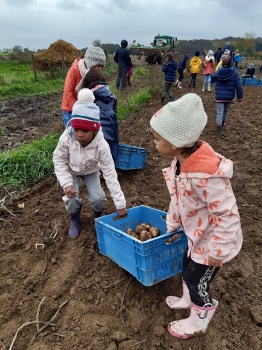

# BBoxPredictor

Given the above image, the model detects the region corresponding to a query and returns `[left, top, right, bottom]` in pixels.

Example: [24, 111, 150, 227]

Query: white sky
[1, 0, 261, 51]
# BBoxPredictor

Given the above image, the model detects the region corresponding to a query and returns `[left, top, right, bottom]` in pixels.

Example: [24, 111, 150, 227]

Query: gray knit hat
[150, 93, 207, 148]
[84, 45, 106, 69]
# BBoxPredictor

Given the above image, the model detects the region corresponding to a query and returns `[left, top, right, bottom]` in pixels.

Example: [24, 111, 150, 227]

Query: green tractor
[129, 35, 178, 64]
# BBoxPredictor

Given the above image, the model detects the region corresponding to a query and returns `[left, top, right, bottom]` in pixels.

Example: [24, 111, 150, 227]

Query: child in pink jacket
[53, 88, 127, 239]
[150, 93, 242, 339]
[202, 50, 215, 92]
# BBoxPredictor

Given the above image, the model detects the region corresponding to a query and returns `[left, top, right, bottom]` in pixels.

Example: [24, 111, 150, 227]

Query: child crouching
[53, 88, 127, 239]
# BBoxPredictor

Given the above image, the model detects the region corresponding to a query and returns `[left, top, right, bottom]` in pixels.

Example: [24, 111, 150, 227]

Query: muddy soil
[0, 64, 261, 350]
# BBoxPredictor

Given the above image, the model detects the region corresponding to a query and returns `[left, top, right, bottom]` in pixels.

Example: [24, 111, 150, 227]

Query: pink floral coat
[163, 142, 242, 265]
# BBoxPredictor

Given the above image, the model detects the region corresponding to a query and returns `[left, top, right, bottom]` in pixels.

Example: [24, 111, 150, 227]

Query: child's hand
[208, 256, 223, 267]
[118, 207, 127, 217]
[65, 185, 76, 198]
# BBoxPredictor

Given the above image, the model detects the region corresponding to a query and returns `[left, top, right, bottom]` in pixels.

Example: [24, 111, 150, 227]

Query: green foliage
[0, 134, 60, 188]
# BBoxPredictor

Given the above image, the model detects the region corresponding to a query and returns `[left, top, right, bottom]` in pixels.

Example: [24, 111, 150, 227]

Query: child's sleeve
[53, 134, 73, 191]
[192, 177, 242, 261]
[166, 201, 181, 232]
[235, 75, 243, 100]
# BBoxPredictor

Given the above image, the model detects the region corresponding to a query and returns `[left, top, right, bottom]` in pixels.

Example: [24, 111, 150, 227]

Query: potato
[141, 222, 151, 230]
[149, 226, 160, 238]
[126, 228, 134, 235]
[135, 224, 146, 234]
[139, 230, 151, 242]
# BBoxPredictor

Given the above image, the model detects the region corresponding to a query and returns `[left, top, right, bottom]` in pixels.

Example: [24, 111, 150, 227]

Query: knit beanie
[150, 93, 207, 148]
[71, 90, 100, 131]
[84, 45, 106, 69]
[207, 50, 214, 56]
[195, 50, 200, 57]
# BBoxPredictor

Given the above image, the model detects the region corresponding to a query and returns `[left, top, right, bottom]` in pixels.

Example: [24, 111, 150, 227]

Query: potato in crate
[114, 143, 148, 170]
[95, 205, 188, 286]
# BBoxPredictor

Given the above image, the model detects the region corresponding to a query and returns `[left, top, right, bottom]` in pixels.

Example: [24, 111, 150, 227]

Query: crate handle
[112, 213, 128, 221]
[164, 232, 183, 245]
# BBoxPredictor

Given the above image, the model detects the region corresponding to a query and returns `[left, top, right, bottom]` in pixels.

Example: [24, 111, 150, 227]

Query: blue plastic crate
[240, 78, 246, 85]
[95, 205, 188, 286]
[115, 143, 148, 170]
[245, 78, 262, 86]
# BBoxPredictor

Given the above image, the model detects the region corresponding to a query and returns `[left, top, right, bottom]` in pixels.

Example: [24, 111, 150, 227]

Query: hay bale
[34, 39, 83, 71]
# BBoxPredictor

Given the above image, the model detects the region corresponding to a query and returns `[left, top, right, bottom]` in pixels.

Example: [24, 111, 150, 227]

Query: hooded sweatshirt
[190, 56, 202, 74]
[113, 39, 131, 66]
[163, 141, 242, 265]
[211, 67, 243, 101]
[53, 125, 126, 210]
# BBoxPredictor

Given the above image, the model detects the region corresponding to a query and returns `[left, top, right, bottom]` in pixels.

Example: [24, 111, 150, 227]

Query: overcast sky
[1, 0, 261, 51]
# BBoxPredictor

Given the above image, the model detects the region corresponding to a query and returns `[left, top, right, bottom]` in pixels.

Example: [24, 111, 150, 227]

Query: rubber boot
[168, 299, 218, 339]
[216, 126, 222, 136]
[165, 280, 191, 309]
[94, 210, 105, 218]
[169, 95, 174, 102]
[177, 82, 182, 89]
[208, 84, 211, 92]
[174, 79, 178, 87]
[202, 84, 205, 92]
[68, 206, 82, 239]
[160, 96, 165, 105]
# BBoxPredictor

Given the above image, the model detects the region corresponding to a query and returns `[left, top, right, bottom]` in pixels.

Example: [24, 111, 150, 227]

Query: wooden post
[61, 53, 65, 71]
[31, 53, 37, 80]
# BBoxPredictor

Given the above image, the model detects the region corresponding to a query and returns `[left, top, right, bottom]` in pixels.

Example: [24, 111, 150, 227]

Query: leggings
[182, 250, 220, 307]
[177, 70, 184, 82]
[162, 82, 173, 97]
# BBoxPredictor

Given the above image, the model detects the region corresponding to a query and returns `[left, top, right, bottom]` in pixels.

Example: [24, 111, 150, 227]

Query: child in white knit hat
[61, 39, 106, 127]
[150, 93, 242, 339]
[54, 88, 127, 239]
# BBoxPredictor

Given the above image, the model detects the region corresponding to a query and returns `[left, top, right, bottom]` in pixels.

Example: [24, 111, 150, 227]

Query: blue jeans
[203, 74, 211, 86]
[63, 172, 106, 213]
[116, 62, 128, 89]
[216, 102, 231, 126]
[62, 110, 72, 127]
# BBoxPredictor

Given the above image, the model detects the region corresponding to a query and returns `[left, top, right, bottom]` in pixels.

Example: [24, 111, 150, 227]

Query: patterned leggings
[182, 250, 220, 306]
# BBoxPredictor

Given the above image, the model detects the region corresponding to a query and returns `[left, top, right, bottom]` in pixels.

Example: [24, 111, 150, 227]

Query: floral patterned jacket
[163, 141, 242, 265]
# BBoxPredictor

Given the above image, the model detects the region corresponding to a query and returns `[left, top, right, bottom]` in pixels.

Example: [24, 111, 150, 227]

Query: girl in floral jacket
[150, 93, 242, 339]
[202, 50, 215, 92]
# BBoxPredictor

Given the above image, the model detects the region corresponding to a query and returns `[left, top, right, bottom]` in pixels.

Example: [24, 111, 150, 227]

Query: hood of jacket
[214, 67, 236, 81]
[191, 56, 200, 63]
[92, 82, 114, 104]
[121, 40, 128, 48]
[179, 141, 233, 180]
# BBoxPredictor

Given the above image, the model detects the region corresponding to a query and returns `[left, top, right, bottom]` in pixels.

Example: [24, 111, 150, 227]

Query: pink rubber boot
[164, 280, 191, 309]
[167, 299, 218, 339]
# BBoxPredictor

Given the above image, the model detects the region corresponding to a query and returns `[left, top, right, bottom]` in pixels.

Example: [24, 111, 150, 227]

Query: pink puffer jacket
[53, 126, 126, 210]
[163, 141, 242, 265]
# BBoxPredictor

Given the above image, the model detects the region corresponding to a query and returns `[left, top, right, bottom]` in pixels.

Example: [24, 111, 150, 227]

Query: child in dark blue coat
[81, 70, 119, 159]
[160, 52, 177, 104]
[176, 54, 189, 89]
[211, 55, 243, 136]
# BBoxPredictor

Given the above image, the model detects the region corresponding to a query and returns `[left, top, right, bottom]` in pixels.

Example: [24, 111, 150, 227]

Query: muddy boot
[168, 300, 218, 339]
[208, 84, 212, 92]
[165, 279, 191, 310]
[177, 82, 182, 89]
[68, 206, 82, 239]
[169, 96, 174, 102]
[202, 84, 205, 92]
[160, 96, 165, 105]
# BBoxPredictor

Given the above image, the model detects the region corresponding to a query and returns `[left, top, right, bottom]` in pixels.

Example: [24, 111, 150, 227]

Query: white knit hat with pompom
[78, 88, 95, 102]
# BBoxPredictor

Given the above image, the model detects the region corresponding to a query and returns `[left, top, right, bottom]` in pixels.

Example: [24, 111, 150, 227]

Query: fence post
[31, 53, 38, 80]
[61, 53, 65, 71]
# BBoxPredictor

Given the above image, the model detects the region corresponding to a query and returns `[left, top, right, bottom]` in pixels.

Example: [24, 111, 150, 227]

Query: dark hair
[81, 70, 106, 90]
[180, 140, 202, 158]
[166, 52, 173, 60]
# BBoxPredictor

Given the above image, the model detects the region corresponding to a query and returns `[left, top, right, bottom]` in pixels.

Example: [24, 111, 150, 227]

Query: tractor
[129, 35, 178, 64]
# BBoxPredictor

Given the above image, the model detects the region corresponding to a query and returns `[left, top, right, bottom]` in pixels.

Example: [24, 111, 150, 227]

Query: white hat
[78, 88, 95, 102]
[150, 93, 207, 148]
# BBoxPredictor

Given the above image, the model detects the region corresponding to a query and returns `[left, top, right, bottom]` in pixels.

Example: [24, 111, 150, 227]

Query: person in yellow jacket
[189, 51, 202, 87]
